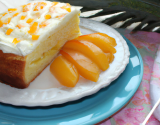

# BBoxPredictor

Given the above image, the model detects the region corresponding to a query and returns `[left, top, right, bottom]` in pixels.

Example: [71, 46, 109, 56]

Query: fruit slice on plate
[105, 53, 115, 63]
[60, 49, 100, 82]
[97, 33, 117, 46]
[75, 33, 117, 53]
[62, 40, 109, 71]
[50, 55, 79, 87]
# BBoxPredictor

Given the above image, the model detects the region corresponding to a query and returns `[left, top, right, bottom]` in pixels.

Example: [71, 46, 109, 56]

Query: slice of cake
[0, 1, 80, 88]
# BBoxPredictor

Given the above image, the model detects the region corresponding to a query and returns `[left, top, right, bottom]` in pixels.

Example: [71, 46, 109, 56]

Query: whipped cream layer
[0, 1, 80, 56]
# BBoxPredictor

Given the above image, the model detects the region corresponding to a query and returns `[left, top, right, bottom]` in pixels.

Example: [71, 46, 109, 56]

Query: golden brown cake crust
[0, 50, 27, 88]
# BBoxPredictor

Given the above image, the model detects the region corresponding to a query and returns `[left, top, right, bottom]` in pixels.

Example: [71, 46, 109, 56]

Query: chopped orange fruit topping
[39, 21, 48, 28]
[28, 22, 38, 34]
[12, 38, 20, 44]
[26, 18, 34, 23]
[27, 3, 31, 6]
[61, 3, 71, 12]
[40, 2, 47, 5]
[34, 8, 38, 11]
[4, 18, 11, 24]
[16, 24, 25, 29]
[20, 15, 26, 20]
[49, 6, 56, 13]
[65, 8, 71, 12]
[2, 12, 7, 16]
[45, 14, 51, 19]
[16, 25, 20, 29]
[32, 35, 39, 40]
[56, 14, 66, 19]
[0, 20, 3, 27]
[40, 6, 43, 9]
[34, 2, 47, 11]
[22, 5, 29, 12]
[6, 28, 13, 35]
[21, 5, 25, 7]
[49, 2, 59, 13]
[8, 18, 11, 23]
[61, 7, 71, 12]
[8, 8, 17, 13]
[8, 8, 17, 11]
[33, 12, 41, 18]
[13, 13, 19, 17]
[52, 2, 58, 6]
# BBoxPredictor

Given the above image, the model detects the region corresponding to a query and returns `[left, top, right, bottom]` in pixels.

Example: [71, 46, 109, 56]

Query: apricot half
[50, 55, 79, 87]
[60, 49, 100, 82]
[62, 40, 109, 71]
[75, 33, 116, 53]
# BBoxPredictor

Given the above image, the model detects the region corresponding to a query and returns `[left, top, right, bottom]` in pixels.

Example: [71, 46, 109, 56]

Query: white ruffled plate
[0, 18, 130, 106]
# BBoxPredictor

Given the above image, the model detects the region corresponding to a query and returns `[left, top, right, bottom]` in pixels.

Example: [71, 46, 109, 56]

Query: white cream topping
[0, 1, 80, 56]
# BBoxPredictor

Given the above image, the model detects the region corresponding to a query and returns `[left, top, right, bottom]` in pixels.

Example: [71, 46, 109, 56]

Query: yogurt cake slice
[0, 1, 80, 88]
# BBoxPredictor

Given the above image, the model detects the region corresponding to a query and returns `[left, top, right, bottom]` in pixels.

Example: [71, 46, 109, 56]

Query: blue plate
[0, 36, 143, 125]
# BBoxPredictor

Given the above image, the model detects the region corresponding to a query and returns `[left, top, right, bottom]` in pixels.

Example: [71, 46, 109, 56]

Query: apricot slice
[62, 40, 109, 71]
[105, 53, 115, 63]
[98, 33, 117, 46]
[60, 49, 100, 82]
[75, 33, 116, 53]
[50, 55, 79, 87]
